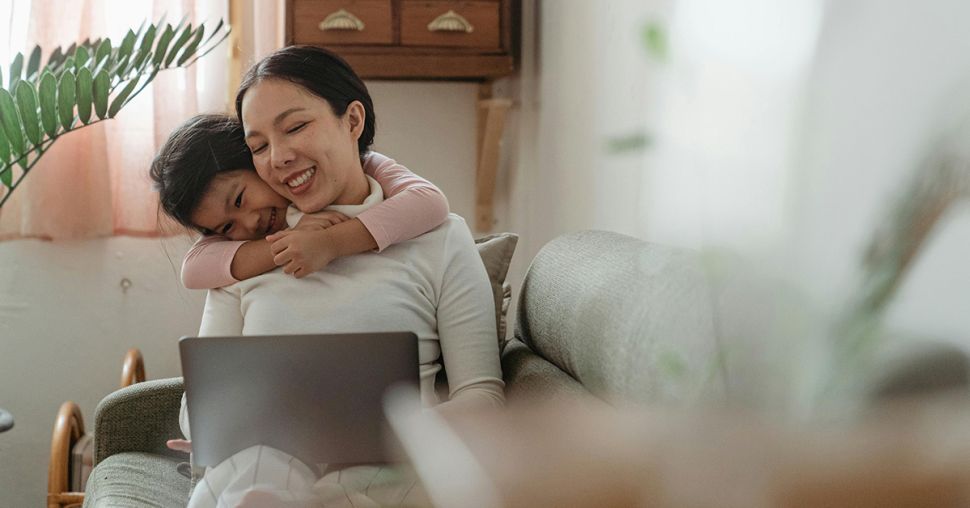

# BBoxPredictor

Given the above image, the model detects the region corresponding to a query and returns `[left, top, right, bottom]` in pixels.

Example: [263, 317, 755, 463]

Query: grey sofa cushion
[475, 233, 518, 346]
[93, 377, 186, 465]
[83, 452, 189, 508]
[501, 339, 603, 406]
[514, 230, 723, 406]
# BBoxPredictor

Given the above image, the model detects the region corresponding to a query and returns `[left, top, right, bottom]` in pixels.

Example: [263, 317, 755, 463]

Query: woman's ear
[345, 101, 366, 141]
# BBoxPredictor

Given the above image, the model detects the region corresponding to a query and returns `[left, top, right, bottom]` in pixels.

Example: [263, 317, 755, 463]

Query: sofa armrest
[502, 339, 605, 406]
[93, 377, 186, 466]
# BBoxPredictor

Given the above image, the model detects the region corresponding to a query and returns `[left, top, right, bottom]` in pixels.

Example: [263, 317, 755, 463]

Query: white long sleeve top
[180, 176, 504, 439]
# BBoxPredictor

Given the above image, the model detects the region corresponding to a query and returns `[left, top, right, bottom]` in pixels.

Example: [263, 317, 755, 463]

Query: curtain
[0, 0, 284, 241]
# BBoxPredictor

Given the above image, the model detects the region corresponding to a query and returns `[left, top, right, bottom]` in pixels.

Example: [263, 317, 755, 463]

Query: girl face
[190, 169, 290, 240]
[240, 78, 369, 213]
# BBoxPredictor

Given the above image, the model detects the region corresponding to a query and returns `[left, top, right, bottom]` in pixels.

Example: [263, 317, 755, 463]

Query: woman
[182, 46, 504, 507]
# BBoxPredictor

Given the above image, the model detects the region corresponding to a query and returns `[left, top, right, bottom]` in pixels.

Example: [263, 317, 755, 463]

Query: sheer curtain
[0, 0, 284, 240]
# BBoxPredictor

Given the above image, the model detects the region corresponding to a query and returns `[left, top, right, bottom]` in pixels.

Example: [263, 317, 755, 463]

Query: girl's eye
[287, 123, 306, 134]
[235, 191, 243, 208]
[221, 222, 233, 235]
[251, 144, 267, 155]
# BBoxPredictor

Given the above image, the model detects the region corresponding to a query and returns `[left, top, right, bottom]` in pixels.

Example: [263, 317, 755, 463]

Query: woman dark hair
[235, 45, 376, 159]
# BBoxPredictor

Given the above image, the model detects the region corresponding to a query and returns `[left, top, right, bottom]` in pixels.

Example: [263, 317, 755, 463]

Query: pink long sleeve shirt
[180, 152, 449, 289]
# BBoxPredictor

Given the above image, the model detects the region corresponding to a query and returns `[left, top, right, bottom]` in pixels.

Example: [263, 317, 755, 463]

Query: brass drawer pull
[319, 8, 365, 31]
[427, 10, 474, 33]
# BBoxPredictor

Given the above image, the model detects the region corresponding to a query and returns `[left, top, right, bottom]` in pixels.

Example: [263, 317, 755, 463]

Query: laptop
[179, 332, 419, 467]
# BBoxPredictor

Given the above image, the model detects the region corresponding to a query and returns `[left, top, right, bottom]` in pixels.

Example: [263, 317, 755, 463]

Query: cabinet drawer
[291, 0, 393, 45]
[400, 1, 501, 49]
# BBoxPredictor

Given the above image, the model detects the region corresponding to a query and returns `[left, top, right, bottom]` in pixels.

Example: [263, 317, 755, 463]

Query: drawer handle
[319, 8, 365, 31]
[427, 10, 474, 33]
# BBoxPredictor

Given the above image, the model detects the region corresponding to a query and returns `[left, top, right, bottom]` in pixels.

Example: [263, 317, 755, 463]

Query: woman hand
[167, 439, 193, 453]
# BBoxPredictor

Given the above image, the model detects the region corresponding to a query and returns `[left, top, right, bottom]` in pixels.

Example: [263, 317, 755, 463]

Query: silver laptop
[179, 332, 419, 467]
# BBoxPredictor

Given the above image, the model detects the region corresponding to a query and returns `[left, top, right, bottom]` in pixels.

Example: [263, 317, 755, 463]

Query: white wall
[0, 82, 484, 508]
[0, 236, 204, 508]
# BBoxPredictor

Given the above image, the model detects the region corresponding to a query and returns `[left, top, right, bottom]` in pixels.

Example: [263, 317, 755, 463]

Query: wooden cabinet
[285, 0, 519, 80]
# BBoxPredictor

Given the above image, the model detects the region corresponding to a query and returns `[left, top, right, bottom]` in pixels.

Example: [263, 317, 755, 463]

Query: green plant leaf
[66, 42, 77, 57]
[0, 122, 10, 165]
[47, 47, 64, 70]
[202, 19, 225, 45]
[9, 52, 24, 90]
[74, 46, 90, 73]
[133, 19, 147, 39]
[153, 25, 176, 67]
[76, 67, 93, 124]
[189, 26, 232, 67]
[14, 81, 41, 146]
[94, 38, 112, 66]
[93, 70, 109, 120]
[132, 23, 157, 70]
[0, 89, 25, 156]
[165, 24, 194, 67]
[26, 46, 42, 79]
[62, 56, 75, 74]
[108, 77, 139, 118]
[0, 66, 4, 90]
[116, 29, 137, 77]
[38, 72, 58, 138]
[57, 71, 76, 131]
[0, 131, 10, 187]
[177, 25, 205, 66]
[641, 22, 668, 61]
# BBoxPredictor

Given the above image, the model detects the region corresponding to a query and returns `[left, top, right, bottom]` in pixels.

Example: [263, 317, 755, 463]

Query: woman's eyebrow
[274, 107, 305, 126]
[244, 108, 306, 140]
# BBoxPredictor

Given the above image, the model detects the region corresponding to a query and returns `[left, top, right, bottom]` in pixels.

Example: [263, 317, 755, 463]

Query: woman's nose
[271, 143, 295, 169]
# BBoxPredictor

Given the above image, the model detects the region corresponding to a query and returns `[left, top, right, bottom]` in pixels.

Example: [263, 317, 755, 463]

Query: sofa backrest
[514, 230, 725, 407]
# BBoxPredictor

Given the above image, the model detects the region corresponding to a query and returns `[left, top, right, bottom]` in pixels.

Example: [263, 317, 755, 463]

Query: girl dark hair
[234, 45, 376, 159]
[149, 114, 255, 231]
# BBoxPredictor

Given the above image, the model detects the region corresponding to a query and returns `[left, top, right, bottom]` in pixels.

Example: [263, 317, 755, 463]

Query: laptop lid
[179, 332, 419, 467]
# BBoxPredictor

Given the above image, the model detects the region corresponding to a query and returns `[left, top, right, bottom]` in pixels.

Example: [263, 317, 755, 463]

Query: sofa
[82, 230, 739, 506]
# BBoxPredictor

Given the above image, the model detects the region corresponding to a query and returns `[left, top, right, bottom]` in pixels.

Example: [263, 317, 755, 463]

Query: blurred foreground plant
[824, 128, 970, 401]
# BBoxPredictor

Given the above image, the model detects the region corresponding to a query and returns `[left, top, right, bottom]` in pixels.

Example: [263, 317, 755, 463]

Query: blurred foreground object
[386, 394, 970, 508]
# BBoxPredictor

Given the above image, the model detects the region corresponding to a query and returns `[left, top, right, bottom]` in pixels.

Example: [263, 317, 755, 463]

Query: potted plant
[0, 16, 229, 207]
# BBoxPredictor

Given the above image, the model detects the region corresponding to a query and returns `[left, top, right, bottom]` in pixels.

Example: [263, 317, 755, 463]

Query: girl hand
[292, 211, 350, 231]
[268, 228, 339, 278]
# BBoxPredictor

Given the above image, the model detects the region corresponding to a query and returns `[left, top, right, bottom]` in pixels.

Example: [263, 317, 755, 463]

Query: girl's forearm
[229, 239, 278, 280]
[327, 218, 378, 257]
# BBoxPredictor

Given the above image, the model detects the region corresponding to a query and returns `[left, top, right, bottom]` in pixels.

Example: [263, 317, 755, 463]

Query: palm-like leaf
[14, 81, 41, 146]
[0, 89, 25, 157]
[76, 67, 93, 124]
[0, 17, 230, 202]
[38, 72, 58, 138]
[9, 53, 24, 90]
[26, 46, 41, 80]
[93, 70, 109, 120]
[57, 71, 76, 131]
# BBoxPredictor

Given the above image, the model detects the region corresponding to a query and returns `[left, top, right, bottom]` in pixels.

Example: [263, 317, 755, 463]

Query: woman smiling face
[241, 78, 370, 213]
